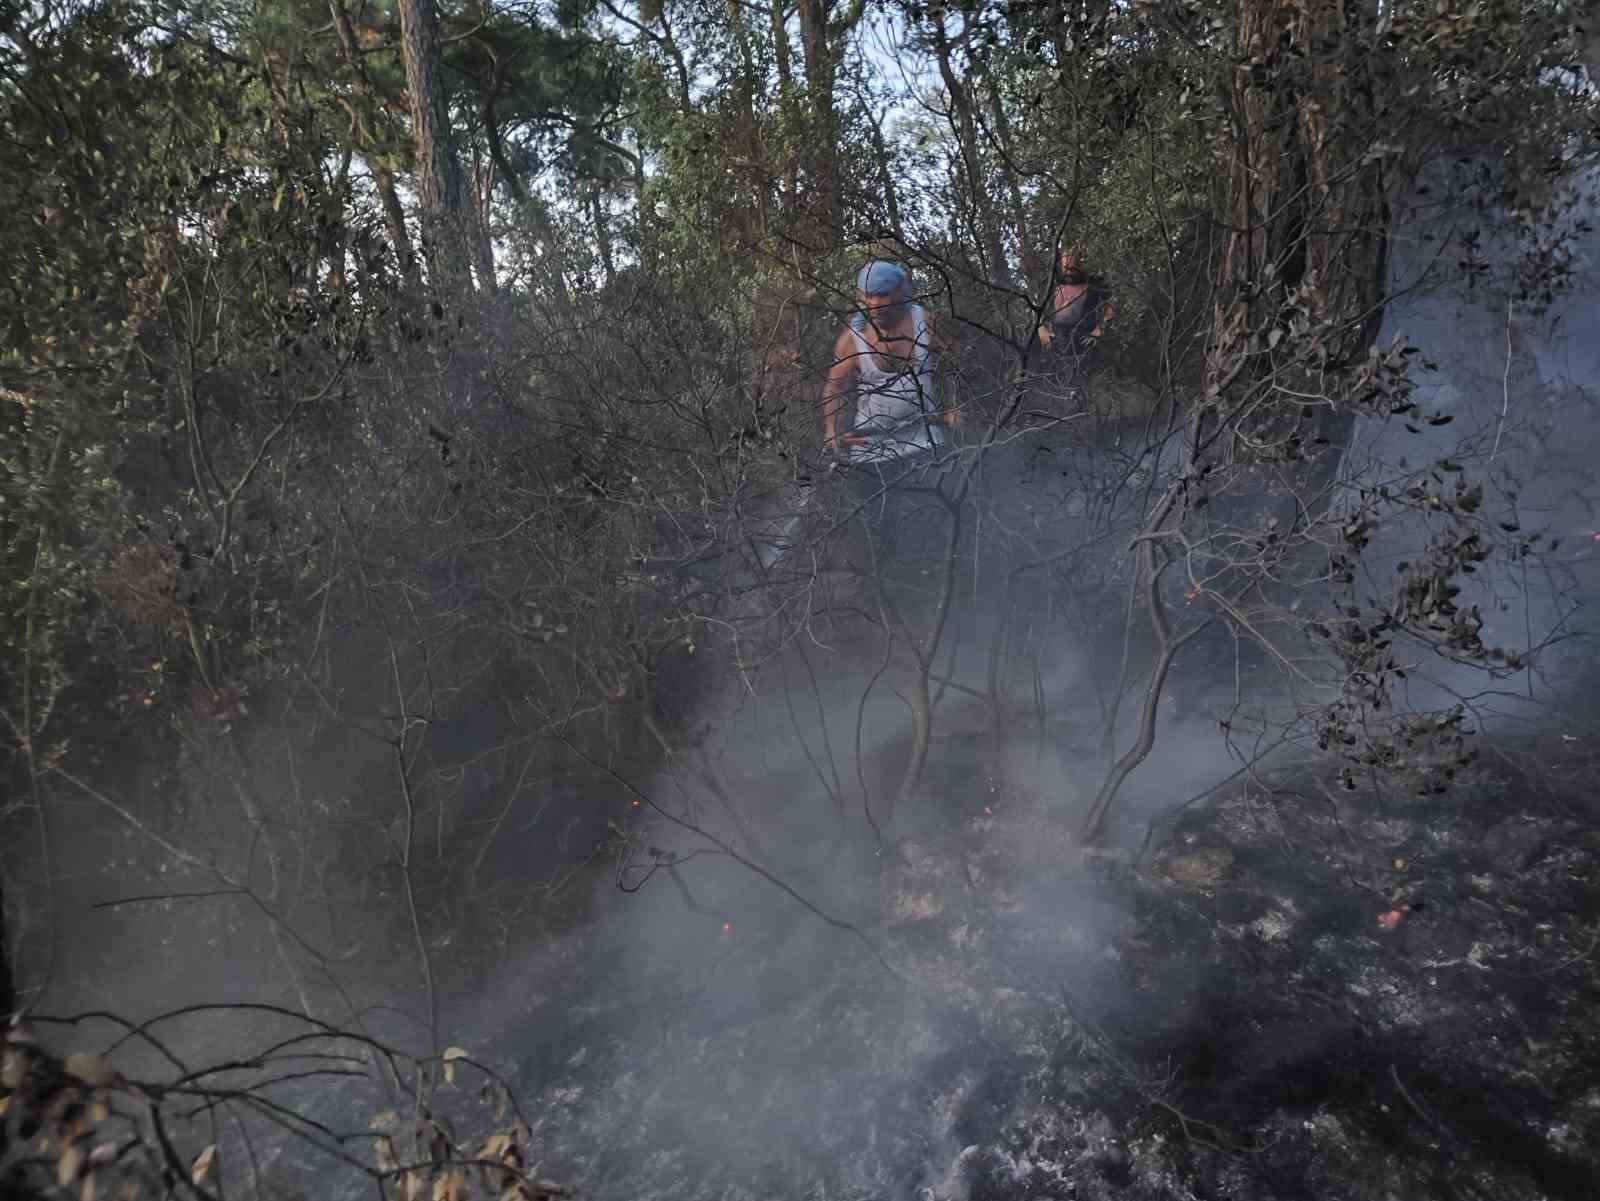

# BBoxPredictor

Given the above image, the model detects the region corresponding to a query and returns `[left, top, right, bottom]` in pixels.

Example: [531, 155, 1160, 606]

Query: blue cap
[856, 259, 908, 296]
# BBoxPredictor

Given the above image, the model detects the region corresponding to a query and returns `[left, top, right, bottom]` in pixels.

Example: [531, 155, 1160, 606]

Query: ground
[486, 732, 1600, 1201]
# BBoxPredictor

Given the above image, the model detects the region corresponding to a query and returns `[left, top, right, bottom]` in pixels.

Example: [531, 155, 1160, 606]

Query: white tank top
[847, 304, 943, 461]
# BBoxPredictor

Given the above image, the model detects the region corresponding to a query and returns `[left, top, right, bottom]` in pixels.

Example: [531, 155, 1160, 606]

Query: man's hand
[943, 406, 963, 429]
[1037, 324, 1053, 347]
[825, 430, 867, 454]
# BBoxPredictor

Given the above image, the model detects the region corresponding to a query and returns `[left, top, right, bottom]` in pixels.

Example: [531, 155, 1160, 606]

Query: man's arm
[822, 328, 859, 450]
[1091, 280, 1116, 337]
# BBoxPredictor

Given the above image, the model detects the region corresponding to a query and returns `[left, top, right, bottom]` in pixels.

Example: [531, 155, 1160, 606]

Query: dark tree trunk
[374, 161, 420, 290]
[1204, 0, 1388, 430]
[796, 0, 840, 243]
[1, 875, 15, 1020]
[590, 183, 616, 288]
[327, 0, 421, 291]
[472, 152, 498, 296]
[770, 0, 798, 213]
[397, 0, 468, 288]
[931, 8, 1008, 288]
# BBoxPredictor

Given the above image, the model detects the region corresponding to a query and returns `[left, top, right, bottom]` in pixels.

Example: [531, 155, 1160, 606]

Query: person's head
[1056, 244, 1086, 279]
[856, 259, 910, 321]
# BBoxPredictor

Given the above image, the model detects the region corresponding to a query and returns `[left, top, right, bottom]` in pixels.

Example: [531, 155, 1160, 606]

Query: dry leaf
[442, 1046, 468, 1087]
[433, 1169, 467, 1201]
[370, 1109, 398, 1132]
[1, 1048, 28, 1089]
[191, 1144, 217, 1186]
[375, 1135, 398, 1173]
[58, 1141, 84, 1187]
[64, 1054, 116, 1088]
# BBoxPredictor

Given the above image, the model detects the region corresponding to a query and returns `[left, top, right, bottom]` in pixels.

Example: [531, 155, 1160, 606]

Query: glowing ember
[1377, 908, 1406, 930]
[721, 922, 733, 933]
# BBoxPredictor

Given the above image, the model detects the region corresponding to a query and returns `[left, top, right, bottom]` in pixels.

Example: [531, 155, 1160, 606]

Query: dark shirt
[1048, 273, 1112, 361]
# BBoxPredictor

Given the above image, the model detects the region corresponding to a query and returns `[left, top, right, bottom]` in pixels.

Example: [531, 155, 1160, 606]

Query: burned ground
[460, 727, 1600, 1201]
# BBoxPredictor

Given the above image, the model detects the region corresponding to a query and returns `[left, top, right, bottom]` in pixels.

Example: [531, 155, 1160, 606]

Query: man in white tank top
[822, 260, 961, 462]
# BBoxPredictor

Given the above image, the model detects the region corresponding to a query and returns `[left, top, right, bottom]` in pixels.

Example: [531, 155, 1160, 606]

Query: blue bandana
[856, 259, 908, 296]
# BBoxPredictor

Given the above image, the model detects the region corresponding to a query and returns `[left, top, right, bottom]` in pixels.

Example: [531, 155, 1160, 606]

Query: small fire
[721, 922, 733, 934]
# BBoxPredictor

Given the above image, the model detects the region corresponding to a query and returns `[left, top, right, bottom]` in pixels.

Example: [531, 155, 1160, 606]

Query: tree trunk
[771, 0, 798, 215]
[1204, 0, 1387, 437]
[931, 7, 1008, 288]
[861, 97, 905, 245]
[396, 0, 468, 289]
[796, 0, 840, 244]
[472, 151, 498, 296]
[725, 0, 770, 247]
[659, 7, 694, 111]
[323, 143, 353, 293]
[983, 74, 1036, 286]
[373, 160, 420, 290]
[0, 874, 15, 1020]
[326, 1, 421, 290]
[590, 182, 616, 288]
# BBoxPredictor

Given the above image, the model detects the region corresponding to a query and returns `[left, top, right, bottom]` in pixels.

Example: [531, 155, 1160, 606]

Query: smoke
[1344, 165, 1600, 724]
[20, 156, 1600, 1201]
[434, 453, 1260, 1201]
[417, 169, 1600, 1201]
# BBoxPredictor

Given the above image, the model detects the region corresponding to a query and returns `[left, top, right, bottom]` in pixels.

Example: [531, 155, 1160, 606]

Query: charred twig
[559, 739, 899, 976]
[1389, 1064, 1448, 1138]
[1082, 522, 1215, 841]
[1058, 986, 1263, 1156]
[1522, 922, 1600, 978]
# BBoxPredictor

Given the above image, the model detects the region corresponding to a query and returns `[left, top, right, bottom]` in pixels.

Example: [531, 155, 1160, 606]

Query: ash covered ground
[447, 719, 1600, 1201]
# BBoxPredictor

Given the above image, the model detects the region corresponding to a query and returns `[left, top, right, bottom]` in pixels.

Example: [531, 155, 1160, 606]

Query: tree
[398, 0, 470, 286]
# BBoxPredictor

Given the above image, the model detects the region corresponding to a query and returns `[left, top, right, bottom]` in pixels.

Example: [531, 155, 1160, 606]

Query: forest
[4, 0, 1600, 1198]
